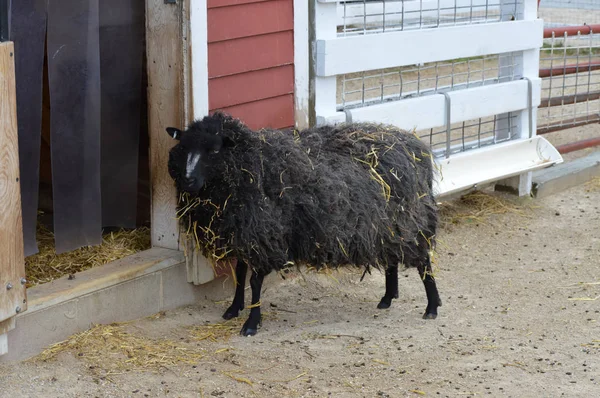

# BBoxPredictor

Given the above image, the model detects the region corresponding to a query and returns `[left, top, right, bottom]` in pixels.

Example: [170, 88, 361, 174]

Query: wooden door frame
[0, 41, 27, 355]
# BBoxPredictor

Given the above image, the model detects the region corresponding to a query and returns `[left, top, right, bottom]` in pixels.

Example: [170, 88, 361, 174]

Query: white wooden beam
[334, 79, 542, 132]
[294, 0, 310, 129]
[0, 334, 6, 356]
[494, 0, 521, 142]
[186, 0, 217, 285]
[314, 1, 339, 124]
[316, 19, 543, 76]
[190, 0, 208, 120]
[495, 0, 541, 196]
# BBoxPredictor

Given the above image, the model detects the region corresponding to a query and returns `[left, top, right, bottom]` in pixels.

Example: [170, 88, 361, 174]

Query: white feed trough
[433, 136, 564, 197]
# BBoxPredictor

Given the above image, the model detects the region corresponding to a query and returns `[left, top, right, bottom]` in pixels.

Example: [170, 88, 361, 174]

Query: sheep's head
[166, 118, 225, 194]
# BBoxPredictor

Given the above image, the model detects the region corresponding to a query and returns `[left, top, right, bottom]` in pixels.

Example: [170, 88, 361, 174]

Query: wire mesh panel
[538, 30, 600, 133]
[417, 113, 519, 157]
[337, 0, 523, 36]
[331, 1, 529, 159]
[336, 50, 523, 158]
[337, 52, 522, 110]
[315, 0, 550, 196]
[315, 0, 545, 185]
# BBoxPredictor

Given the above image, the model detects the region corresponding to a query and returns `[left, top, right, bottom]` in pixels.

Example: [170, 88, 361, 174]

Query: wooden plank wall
[207, 0, 295, 129]
[0, 42, 27, 339]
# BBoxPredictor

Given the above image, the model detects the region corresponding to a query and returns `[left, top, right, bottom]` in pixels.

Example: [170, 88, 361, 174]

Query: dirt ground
[1, 179, 599, 397]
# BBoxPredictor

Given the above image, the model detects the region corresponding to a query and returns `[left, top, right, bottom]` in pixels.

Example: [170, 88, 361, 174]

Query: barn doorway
[10, 1, 151, 287]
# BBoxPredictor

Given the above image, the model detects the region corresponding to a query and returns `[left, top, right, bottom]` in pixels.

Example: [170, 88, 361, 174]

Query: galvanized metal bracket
[343, 109, 353, 124]
[521, 76, 534, 139]
[440, 91, 452, 159]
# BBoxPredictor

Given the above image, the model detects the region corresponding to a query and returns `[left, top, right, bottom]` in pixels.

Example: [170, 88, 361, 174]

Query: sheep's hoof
[240, 316, 262, 336]
[222, 311, 238, 320]
[377, 298, 392, 309]
[222, 307, 241, 320]
[240, 326, 258, 337]
[422, 312, 437, 320]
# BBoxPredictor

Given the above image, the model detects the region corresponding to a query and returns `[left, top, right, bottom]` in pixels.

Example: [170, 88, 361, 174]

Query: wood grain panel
[209, 64, 293, 109]
[212, 94, 294, 129]
[208, 30, 293, 78]
[208, 0, 292, 43]
[0, 42, 27, 325]
[145, 0, 183, 249]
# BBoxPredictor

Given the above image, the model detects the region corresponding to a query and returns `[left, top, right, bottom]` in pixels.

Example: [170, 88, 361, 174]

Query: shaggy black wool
[169, 112, 438, 274]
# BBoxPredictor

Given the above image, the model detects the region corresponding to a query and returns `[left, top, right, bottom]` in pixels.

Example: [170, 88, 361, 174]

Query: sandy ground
[2, 9, 599, 397]
[1, 180, 599, 398]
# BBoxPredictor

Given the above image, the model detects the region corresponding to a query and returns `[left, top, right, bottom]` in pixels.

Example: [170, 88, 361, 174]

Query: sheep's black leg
[240, 269, 266, 336]
[418, 257, 442, 320]
[377, 265, 399, 309]
[223, 260, 248, 320]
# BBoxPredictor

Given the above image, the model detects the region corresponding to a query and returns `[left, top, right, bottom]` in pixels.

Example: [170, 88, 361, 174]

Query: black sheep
[167, 111, 441, 336]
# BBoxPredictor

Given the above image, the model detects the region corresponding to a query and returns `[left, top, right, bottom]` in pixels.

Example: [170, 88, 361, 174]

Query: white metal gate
[312, 0, 563, 197]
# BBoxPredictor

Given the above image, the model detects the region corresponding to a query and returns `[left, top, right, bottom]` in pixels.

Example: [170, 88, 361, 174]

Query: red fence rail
[543, 24, 600, 39]
[539, 62, 600, 78]
[556, 137, 600, 154]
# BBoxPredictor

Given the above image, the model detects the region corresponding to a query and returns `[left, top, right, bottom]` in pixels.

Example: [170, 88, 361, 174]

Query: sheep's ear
[220, 136, 235, 149]
[166, 127, 183, 140]
[205, 117, 223, 135]
[209, 135, 223, 154]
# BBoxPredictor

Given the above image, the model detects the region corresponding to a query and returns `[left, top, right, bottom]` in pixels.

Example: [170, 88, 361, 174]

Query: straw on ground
[25, 223, 150, 287]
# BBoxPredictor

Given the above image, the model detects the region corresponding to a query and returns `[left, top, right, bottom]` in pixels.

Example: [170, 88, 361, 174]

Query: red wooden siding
[219, 94, 294, 129]
[209, 64, 294, 109]
[208, 0, 267, 8]
[208, 31, 293, 78]
[208, 0, 293, 43]
[207, 0, 294, 130]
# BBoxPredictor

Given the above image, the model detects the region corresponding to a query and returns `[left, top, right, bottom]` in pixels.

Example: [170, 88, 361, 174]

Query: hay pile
[585, 177, 600, 192]
[33, 310, 279, 375]
[438, 190, 533, 226]
[35, 321, 204, 375]
[170, 112, 437, 274]
[25, 224, 151, 287]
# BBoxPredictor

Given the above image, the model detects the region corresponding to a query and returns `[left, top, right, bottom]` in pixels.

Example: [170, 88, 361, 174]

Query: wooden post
[0, 41, 27, 356]
[145, 0, 187, 250]
[146, 0, 216, 285]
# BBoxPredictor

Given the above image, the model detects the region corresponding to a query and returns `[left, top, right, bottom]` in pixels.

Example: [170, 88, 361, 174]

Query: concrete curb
[532, 151, 600, 198]
[0, 248, 234, 363]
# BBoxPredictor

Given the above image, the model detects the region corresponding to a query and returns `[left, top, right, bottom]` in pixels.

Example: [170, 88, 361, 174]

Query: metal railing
[537, 24, 600, 154]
